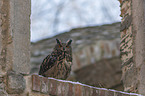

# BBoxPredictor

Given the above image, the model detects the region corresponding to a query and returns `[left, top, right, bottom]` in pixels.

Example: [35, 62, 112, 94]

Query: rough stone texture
[31, 75, 142, 96]
[120, 0, 135, 92]
[0, 0, 11, 75]
[99, 89, 106, 96]
[120, 15, 132, 31]
[74, 84, 82, 96]
[32, 75, 41, 92]
[75, 57, 123, 90]
[120, 0, 134, 93]
[6, 71, 26, 94]
[10, 0, 31, 74]
[41, 77, 48, 94]
[132, 0, 145, 95]
[0, 82, 5, 94]
[57, 81, 69, 96]
[107, 90, 114, 96]
[120, 0, 145, 95]
[92, 88, 99, 96]
[0, 90, 8, 96]
[67, 83, 74, 96]
[48, 79, 57, 95]
[0, 0, 31, 75]
[0, 0, 31, 95]
[29, 92, 50, 96]
[82, 86, 93, 96]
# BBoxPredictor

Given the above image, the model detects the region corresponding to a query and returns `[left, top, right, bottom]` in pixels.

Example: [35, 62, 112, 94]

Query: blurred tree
[31, 0, 121, 42]
[52, 0, 69, 33]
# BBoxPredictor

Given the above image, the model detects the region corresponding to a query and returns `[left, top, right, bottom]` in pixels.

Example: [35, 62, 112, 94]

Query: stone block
[91, 88, 99, 96]
[74, 84, 82, 96]
[10, 0, 31, 75]
[114, 92, 123, 96]
[0, 66, 6, 78]
[0, 77, 3, 83]
[29, 92, 50, 96]
[0, 83, 5, 90]
[67, 83, 74, 96]
[7, 71, 25, 94]
[0, 0, 31, 74]
[0, 90, 7, 96]
[57, 81, 69, 96]
[107, 90, 115, 96]
[40, 77, 48, 94]
[49, 79, 57, 95]
[99, 89, 106, 96]
[82, 86, 92, 96]
[32, 75, 41, 92]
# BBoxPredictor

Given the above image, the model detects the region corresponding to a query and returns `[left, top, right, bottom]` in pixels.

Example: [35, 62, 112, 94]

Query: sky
[31, 0, 121, 42]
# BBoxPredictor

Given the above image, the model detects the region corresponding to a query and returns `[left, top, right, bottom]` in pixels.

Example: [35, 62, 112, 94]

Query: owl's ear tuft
[56, 39, 62, 47]
[66, 39, 72, 47]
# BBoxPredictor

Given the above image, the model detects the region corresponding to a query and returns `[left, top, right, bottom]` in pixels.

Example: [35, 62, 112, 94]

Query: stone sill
[31, 74, 142, 96]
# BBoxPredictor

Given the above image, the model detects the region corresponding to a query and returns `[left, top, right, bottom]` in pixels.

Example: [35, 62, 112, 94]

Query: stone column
[0, 0, 31, 95]
[132, 0, 145, 94]
[120, 0, 145, 95]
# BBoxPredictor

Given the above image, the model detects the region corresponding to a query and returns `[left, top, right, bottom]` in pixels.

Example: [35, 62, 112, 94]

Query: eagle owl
[39, 39, 72, 79]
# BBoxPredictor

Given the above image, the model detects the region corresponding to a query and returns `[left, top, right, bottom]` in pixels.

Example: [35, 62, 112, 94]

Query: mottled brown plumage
[39, 39, 72, 79]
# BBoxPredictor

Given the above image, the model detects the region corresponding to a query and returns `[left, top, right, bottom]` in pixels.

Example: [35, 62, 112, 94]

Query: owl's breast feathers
[38, 51, 72, 79]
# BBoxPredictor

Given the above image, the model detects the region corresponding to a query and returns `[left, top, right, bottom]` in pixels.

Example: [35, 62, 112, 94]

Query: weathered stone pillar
[120, 0, 145, 95]
[0, 0, 31, 95]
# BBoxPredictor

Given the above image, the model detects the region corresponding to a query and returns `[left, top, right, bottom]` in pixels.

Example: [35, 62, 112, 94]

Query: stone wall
[75, 57, 122, 91]
[1, 0, 145, 95]
[0, 0, 31, 95]
[119, 0, 145, 95]
[29, 74, 142, 96]
[31, 22, 122, 90]
[119, 0, 134, 92]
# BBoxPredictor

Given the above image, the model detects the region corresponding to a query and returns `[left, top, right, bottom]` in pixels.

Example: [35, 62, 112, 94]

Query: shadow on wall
[74, 57, 123, 91]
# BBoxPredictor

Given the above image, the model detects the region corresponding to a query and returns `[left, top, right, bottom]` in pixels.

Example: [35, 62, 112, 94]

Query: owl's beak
[63, 47, 65, 51]
[63, 51, 66, 58]
[62, 47, 67, 52]
[62, 47, 66, 58]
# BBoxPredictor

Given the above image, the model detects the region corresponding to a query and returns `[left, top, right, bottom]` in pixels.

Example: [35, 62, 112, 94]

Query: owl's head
[54, 39, 72, 53]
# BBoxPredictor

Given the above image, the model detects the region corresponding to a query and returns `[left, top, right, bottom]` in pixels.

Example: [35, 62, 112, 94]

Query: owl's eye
[66, 46, 69, 48]
[59, 45, 62, 48]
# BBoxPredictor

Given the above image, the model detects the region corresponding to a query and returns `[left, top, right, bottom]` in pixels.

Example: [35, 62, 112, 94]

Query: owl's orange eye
[66, 46, 69, 48]
[59, 45, 62, 48]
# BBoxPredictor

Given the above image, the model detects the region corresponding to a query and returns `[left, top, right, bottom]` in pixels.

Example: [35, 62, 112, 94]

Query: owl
[39, 39, 72, 80]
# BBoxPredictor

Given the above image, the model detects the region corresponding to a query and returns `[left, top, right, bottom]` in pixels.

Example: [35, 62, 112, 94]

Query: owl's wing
[39, 55, 57, 76]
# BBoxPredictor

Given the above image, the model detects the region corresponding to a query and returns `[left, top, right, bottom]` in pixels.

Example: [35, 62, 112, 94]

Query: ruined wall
[75, 57, 122, 90]
[0, 0, 31, 95]
[29, 75, 141, 96]
[0, 0, 144, 95]
[119, 0, 145, 95]
[31, 23, 122, 90]
[31, 23, 120, 73]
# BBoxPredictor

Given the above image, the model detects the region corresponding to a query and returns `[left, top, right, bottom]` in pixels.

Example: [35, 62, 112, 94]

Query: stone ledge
[31, 74, 142, 96]
[6, 71, 26, 94]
